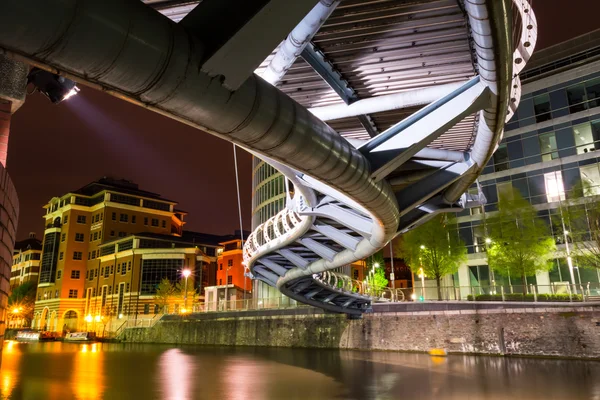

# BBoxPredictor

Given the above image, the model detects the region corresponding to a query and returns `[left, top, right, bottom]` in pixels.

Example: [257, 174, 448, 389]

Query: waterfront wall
[121, 303, 600, 359]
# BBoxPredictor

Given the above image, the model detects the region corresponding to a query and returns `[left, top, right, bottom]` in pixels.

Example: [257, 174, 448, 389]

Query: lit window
[544, 171, 566, 203]
[580, 164, 600, 196]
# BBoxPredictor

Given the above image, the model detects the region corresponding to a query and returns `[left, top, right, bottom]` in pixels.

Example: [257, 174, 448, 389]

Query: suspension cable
[232, 144, 248, 303]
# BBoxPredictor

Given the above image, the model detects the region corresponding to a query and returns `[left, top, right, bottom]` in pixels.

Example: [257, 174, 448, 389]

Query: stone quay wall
[121, 303, 600, 359]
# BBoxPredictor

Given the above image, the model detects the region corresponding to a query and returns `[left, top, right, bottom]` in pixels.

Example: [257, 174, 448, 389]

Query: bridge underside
[0, 0, 536, 315]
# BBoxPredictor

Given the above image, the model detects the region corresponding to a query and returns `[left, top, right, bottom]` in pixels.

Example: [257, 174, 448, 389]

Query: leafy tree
[154, 278, 175, 312]
[554, 180, 600, 272]
[8, 281, 36, 326]
[175, 278, 197, 309]
[364, 252, 388, 296]
[487, 188, 556, 293]
[397, 214, 467, 300]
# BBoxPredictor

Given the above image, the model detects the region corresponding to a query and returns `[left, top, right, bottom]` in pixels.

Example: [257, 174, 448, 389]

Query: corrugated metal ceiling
[144, 0, 477, 148]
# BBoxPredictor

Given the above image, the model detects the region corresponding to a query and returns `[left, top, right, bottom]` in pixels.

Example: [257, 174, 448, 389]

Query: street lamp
[485, 237, 492, 244]
[182, 269, 191, 312]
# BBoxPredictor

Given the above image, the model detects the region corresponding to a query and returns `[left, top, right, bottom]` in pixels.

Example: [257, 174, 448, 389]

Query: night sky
[7, 0, 600, 240]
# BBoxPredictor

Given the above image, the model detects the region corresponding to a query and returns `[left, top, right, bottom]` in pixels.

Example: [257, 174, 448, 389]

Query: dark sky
[7, 0, 600, 240]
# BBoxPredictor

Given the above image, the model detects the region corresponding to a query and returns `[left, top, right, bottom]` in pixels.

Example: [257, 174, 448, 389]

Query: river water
[1, 341, 598, 399]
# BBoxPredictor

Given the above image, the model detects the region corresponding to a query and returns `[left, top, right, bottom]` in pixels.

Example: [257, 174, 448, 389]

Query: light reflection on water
[1, 341, 599, 400]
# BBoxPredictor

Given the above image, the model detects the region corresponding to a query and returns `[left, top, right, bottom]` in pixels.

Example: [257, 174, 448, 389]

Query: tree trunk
[521, 273, 527, 296]
[436, 275, 442, 300]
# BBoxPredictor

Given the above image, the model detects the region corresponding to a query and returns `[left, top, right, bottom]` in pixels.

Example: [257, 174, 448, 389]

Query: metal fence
[413, 282, 600, 302]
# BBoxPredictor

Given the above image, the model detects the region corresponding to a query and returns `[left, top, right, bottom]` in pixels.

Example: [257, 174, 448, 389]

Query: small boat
[15, 330, 55, 342]
[64, 332, 96, 342]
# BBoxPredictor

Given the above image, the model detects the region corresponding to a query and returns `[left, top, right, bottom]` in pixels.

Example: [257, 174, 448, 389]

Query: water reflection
[1, 342, 599, 400]
[72, 343, 104, 400]
[1, 342, 19, 398]
[158, 349, 195, 400]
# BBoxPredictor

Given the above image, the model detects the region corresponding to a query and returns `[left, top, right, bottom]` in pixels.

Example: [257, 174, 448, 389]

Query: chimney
[29, 232, 36, 239]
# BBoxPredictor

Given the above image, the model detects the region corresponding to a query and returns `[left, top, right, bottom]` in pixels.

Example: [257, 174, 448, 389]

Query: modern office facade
[10, 233, 42, 289]
[447, 30, 600, 294]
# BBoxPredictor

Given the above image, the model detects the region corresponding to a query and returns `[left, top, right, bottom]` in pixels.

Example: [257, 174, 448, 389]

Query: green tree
[397, 214, 467, 300]
[365, 252, 388, 296]
[8, 281, 36, 326]
[175, 278, 197, 309]
[487, 188, 556, 293]
[553, 180, 600, 272]
[154, 278, 175, 313]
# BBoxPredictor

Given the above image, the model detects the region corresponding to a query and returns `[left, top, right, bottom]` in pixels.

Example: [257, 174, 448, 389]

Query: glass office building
[451, 30, 600, 292]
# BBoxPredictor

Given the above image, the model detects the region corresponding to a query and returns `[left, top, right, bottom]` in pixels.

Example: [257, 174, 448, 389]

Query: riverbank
[120, 302, 600, 360]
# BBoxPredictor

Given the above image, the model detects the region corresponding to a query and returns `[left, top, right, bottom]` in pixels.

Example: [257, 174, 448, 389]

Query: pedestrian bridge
[0, 0, 536, 314]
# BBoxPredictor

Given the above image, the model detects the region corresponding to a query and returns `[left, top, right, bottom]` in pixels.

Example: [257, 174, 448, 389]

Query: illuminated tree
[487, 188, 556, 293]
[154, 278, 174, 313]
[397, 214, 467, 300]
[8, 281, 36, 326]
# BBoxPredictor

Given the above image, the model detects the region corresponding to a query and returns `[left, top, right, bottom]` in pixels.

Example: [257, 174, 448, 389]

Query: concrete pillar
[0, 54, 27, 346]
[536, 270, 551, 294]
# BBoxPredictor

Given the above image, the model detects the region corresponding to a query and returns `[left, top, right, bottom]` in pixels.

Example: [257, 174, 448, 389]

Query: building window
[574, 121, 600, 154]
[112, 212, 117, 221]
[63, 215, 68, 224]
[104, 267, 110, 278]
[126, 282, 130, 292]
[219, 279, 222, 285]
[110, 230, 115, 237]
[86, 270, 89, 279]
[117, 264, 121, 273]
[219, 263, 223, 271]
[93, 232, 98, 241]
[132, 215, 136, 224]
[120, 213, 129, 223]
[227, 275, 232, 284]
[119, 232, 126, 237]
[539, 132, 558, 162]
[59, 252, 64, 261]
[121, 263, 127, 275]
[567, 83, 587, 113]
[161, 220, 166, 228]
[76, 215, 86, 224]
[227, 259, 233, 267]
[71, 270, 80, 279]
[144, 217, 148, 225]
[73, 251, 83, 260]
[128, 261, 132, 271]
[92, 250, 96, 259]
[580, 164, 600, 196]
[144, 304, 150, 314]
[95, 214, 99, 223]
[68, 289, 78, 298]
[88, 252, 91, 260]
[139, 258, 184, 295]
[57, 270, 62, 280]
[151, 218, 159, 227]
[496, 182, 513, 200]
[111, 265, 114, 274]
[61, 233, 66, 242]
[533, 93, 551, 123]
[493, 143, 509, 172]
[75, 233, 84, 242]
[544, 171, 565, 203]
[55, 290, 59, 298]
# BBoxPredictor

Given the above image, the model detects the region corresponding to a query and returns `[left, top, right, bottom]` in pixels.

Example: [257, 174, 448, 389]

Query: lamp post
[182, 269, 191, 313]
[419, 245, 426, 300]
